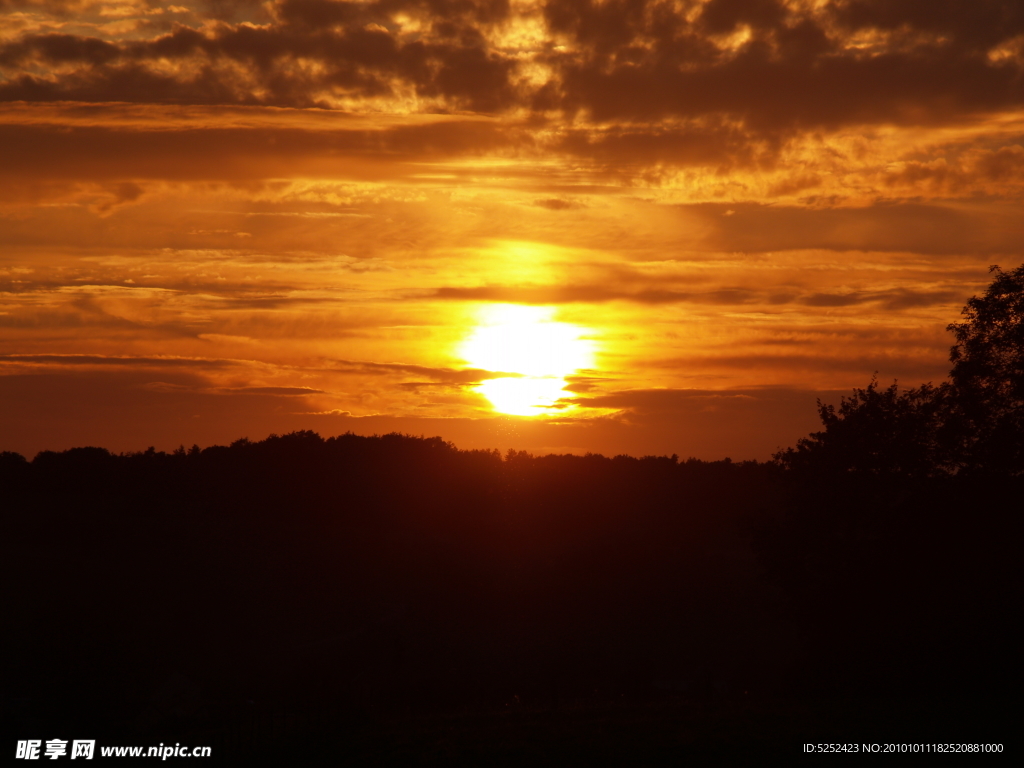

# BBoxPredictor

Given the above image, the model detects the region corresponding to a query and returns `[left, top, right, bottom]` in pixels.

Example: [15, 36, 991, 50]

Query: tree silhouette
[761, 266, 1024, 705]
[947, 264, 1024, 475]
[779, 263, 1024, 477]
[774, 378, 950, 477]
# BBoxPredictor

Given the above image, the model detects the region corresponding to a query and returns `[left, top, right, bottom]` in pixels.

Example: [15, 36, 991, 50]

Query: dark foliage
[778, 263, 1024, 478]
[761, 265, 1024, 716]
[774, 379, 952, 478]
[3, 429, 1018, 759]
[4, 433, 791, 750]
[947, 264, 1024, 475]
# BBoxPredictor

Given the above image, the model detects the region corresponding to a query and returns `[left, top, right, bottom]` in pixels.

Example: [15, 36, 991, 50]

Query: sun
[459, 304, 595, 416]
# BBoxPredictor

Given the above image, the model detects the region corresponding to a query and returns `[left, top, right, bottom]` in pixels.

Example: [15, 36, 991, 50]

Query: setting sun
[3, 0, 1017, 751]
[459, 304, 595, 416]
[2, 0, 1020, 460]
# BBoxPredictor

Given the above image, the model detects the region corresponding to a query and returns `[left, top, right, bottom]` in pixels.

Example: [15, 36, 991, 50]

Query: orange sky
[2, 0, 1023, 459]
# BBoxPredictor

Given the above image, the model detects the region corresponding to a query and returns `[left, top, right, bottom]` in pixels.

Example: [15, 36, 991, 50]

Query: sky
[1, 0, 1023, 460]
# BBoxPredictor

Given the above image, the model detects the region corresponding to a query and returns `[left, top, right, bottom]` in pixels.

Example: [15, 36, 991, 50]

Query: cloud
[0, 2, 521, 111]
[0, 353, 239, 368]
[2, 0, 1021, 464]
[832, 0, 1024, 52]
[323, 358, 511, 384]
[534, 197, 582, 210]
[430, 284, 754, 304]
[0, 367, 334, 457]
[554, 120, 769, 170]
[218, 385, 324, 395]
[0, 366, 843, 461]
[430, 283, 960, 308]
[0, 117, 514, 181]
[680, 201, 1024, 255]
[651, 353, 950, 383]
[0, 0, 1019, 132]
[799, 287, 958, 309]
[545, 0, 1024, 130]
[92, 180, 145, 214]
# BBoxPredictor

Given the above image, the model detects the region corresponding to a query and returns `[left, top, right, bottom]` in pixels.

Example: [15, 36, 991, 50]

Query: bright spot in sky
[460, 304, 595, 416]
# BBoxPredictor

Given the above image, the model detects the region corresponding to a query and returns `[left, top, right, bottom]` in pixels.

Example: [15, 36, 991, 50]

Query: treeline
[3, 434, 783, 722]
[3, 429, 1019, 746]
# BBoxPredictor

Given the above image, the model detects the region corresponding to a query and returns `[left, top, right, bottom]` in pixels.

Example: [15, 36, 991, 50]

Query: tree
[947, 264, 1024, 475]
[779, 263, 1024, 477]
[775, 378, 951, 477]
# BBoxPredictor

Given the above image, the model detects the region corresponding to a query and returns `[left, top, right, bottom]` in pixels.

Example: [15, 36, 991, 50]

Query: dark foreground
[3, 432, 1020, 762]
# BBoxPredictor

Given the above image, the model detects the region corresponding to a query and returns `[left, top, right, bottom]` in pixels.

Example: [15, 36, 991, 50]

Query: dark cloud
[766, 173, 821, 197]
[879, 288, 960, 310]
[325, 358, 510, 384]
[0, 269, 313, 305]
[974, 144, 1024, 181]
[0, 63, 262, 108]
[0, 2, 520, 112]
[93, 181, 145, 214]
[557, 45, 1023, 130]
[657, 353, 949, 382]
[534, 197, 582, 210]
[1, 0, 1019, 129]
[0, 296, 208, 338]
[537, 0, 1024, 131]
[683, 202, 1024, 256]
[0, 0, 92, 12]
[544, 0, 664, 58]
[199, 0, 271, 23]
[555, 121, 770, 169]
[800, 288, 958, 310]
[0, 308, 142, 330]
[431, 283, 958, 308]
[278, 0, 511, 29]
[882, 142, 1024, 193]
[275, 0, 363, 27]
[0, 120, 513, 181]
[561, 374, 614, 394]
[833, 0, 1024, 53]
[0, 34, 121, 67]
[431, 284, 699, 304]
[698, 0, 787, 36]
[0, 353, 238, 368]
[218, 385, 325, 395]
[800, 292, 870, 308]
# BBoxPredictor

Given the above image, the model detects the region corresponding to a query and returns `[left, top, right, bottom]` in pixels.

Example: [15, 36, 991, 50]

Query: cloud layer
[2, 1, 1022, 458]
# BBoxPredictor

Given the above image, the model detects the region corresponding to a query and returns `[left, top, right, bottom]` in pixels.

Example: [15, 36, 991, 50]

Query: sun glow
[460, 304, 595, 416]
